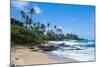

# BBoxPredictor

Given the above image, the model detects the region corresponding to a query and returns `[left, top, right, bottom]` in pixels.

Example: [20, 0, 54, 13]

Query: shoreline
[47, 51, 78, 63]
[11, 48, 59, 65]
[11, 47, 77, 65]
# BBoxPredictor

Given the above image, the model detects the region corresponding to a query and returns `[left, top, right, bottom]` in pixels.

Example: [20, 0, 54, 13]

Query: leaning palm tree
[26, 16, 29, 25]
[28, 8, 36, 29]
[28, 7, 36, 21]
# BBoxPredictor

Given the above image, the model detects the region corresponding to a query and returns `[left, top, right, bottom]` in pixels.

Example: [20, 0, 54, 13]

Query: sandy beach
[11, 46, 78, 66]
[11, 48, 59, 65]
[10, 1, 95, 66]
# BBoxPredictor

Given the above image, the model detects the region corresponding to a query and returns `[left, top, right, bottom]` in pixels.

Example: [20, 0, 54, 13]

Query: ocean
[48, 40, 95, 62]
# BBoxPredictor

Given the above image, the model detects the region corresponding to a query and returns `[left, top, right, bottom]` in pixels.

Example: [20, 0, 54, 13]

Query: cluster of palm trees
[19, 7, 80, 41]
[20, 7, 63, 36]
[20, 8, 34, 29]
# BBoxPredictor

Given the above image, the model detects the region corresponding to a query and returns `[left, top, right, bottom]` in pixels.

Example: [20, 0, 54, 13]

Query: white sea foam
[49, 40, 95, 61]
[51, 47, 95, 61]
[48, 40, 94, 46]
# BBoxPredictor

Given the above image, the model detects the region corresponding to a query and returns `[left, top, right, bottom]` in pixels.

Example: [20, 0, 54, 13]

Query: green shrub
[11, 25, 45, 45]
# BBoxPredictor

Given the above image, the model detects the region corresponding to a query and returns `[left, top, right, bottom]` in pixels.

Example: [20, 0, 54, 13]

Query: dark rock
[41, 45, 57, 51]
[15, 57, 18, 60]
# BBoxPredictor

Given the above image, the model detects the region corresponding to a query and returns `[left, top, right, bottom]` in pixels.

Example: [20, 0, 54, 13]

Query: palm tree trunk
[29, 14, 32, 28]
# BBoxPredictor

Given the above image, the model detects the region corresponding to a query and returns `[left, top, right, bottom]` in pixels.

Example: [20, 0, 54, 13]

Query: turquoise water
[48, 40, 95, 47]
[69, 40, 95, 47]
[48, 40, 95, 61]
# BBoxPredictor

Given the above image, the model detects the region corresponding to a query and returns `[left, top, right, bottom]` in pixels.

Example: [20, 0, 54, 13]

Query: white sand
[11, 47, 77, 66]
[11, 48, 58, 65]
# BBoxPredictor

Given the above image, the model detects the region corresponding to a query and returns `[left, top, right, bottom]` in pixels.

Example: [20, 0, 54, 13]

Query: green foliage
[11, 25, 44, 44]
[65, 33, 79, 40]
[12, 25, 32, 43]
[11, 22, 80, 46]
[11, 7, 81, 47]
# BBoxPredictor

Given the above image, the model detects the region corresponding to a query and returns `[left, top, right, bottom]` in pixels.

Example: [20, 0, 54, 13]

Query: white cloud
[11, 1, 29, 10]
[33, 6, 42, 14]
[11, 1, 42, 14]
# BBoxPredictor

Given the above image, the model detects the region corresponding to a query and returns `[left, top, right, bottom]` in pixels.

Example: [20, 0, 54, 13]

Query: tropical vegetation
[11, 7, 81, 48]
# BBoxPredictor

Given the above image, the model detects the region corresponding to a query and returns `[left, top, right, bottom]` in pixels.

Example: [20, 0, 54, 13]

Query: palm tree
[28, 18, 33, 29]
[54, 25, 57, 29]
[29, 18, 32, 25]
[37, 22, 40, 26]
[54, 25, 57, 33]
[25, 16, 31, 29]
[33, 23, 36, 27]
[28, 8, 36, 29]
[20, 10, 26, 23]
[58, 28, 62, 34]
[47, 23, 50, 31]
[36, 22, 40, 31]
[24, 15, 33, 29]
[47, 23, 50, 27]
[26, 16, 29, 25]
[41, 23, 46, 32]
[29, 8, 36, 19]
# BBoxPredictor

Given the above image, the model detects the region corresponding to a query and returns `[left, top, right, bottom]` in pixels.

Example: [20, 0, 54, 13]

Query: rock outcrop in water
[57, 43, 84, 50]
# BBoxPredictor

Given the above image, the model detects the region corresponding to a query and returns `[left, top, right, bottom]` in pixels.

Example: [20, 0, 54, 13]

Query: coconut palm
[54, 25, 57, 29]
[27, 8, 36, 29]
[28, 18, 33, 29]
[54, 25, 57, 33]
[41, 23, 46, 32]
[26, 16, 29, 25]
[33, 23, 36, 27]
[47, 23, 50, 27]
[29, 8, 36, 19]
[20, 10, 26, 23]
[58, 28, 62, 34]
[37, 22, 40, 27]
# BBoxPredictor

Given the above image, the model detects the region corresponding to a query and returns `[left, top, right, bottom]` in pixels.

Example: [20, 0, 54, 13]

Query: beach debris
[15, 57, 19, 60]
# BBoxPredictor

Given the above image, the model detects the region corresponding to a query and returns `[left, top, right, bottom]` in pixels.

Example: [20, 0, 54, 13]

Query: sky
[11, 1, 95, 40]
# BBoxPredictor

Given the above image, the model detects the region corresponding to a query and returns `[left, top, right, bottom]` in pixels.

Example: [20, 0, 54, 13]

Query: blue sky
[11, 1, 95, 40]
